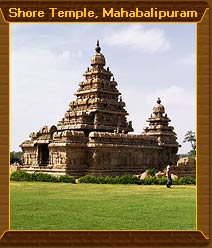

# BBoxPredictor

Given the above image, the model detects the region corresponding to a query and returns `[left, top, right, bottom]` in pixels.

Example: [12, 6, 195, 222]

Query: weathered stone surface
[20, 42, 181, 177]
[171, 174, 178, 180]
[143, 97, 179, 147]
[155, 171, 166, 178]
[140, 171, 149, 179]
[171, 157, 196, 178]
[10, 163, 21, 173]
[177, 157, 196, 168]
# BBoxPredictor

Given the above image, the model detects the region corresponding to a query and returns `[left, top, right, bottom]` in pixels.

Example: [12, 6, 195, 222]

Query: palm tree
[183, 131, 196, 151]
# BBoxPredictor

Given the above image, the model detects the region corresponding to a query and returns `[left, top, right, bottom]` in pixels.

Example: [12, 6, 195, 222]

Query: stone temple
[20, 41, 180, 177]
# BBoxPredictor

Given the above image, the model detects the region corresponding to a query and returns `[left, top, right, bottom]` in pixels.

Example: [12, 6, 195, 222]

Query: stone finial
[128, 121, 132, 128]
[91, 40, 105, 66]
[153, 97, 165, 115]
[95, 40, 101, 53]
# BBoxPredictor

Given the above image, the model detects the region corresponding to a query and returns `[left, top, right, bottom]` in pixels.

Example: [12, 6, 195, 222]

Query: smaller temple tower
[143, 97, 180, 167]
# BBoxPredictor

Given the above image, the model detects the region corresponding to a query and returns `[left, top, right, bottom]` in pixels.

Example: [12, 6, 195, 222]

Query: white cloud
[10, 47, 84, 151]
[145, 85, 195, 107]
[179, 53, 196, 66]
[12, 47, 83, 72]
[105, 25, 170, 53]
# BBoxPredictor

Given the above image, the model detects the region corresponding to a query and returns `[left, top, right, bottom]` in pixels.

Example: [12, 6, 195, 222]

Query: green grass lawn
[10, 182, 196, 230]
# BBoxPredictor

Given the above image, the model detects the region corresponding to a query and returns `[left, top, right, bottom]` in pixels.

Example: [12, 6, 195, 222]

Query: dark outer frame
[0, 0, 210, 247]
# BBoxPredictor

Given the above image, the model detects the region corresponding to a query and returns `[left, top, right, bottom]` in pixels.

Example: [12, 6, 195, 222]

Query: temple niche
[20, 41, 180, 177]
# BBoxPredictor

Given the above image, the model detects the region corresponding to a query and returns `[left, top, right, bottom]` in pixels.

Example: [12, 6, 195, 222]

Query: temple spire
[143, 98, 178, 145]
[91, 40, 105, 66]
[95, 40, 101, 53]
[57, 41, 133, 134]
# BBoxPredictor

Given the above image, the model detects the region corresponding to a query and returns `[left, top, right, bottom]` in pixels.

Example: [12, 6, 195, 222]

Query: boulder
[155, 171, 165, 178]
[140, 171, 149, 179]
[177, 157, 196, 168]
[171, 174, 178, 180]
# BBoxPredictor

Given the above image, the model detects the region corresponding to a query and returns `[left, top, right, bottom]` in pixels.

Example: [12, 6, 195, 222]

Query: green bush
[78, 175, 97, 184]
[11, 172, 195, 185]
[78, 175, 196, 185]
[167, 177, 195, 185]
[79, 175, 141, 185]
[59, 175, 75, 183]
[10, 171, 31, 181]
[178, 176, 196, 185]
[10, 171, 75, 183]
[113, 175, 140, 184]
[157, 177, 167, 185]
[172, 179, 180, 185]
[146, 168, 156, 177]
[141, 177, 157, 185]
[31, 173, 54, 182]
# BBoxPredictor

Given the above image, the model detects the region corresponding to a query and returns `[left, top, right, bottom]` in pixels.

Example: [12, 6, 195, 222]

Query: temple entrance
[38, 144, 49, 166]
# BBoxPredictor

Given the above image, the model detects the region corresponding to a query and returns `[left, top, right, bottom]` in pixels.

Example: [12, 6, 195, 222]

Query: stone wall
[20, 130, 180, 177]
[69, 132, 175, 177]
[49, 130, 88, 176]
[21, 146, 38, 167]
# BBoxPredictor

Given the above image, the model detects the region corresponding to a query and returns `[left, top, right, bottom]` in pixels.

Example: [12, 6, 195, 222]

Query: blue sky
[10, 24, 196, 153]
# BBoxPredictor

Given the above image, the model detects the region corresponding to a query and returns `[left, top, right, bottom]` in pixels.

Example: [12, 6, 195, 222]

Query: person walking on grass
[166, 163, 172, 188]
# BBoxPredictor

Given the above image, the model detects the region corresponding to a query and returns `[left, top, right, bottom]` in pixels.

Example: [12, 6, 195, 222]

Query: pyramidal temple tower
[142, 97, 179, 166]
[143, 97, 178, 146]
[20, 41, 180, 177]
[57, 41, 133, 136]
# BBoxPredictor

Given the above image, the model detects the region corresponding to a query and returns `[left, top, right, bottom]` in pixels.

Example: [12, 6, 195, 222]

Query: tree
[187, 150, 196, 158]
[183, 131, 196, 151]
[10, 151, 23, 165]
